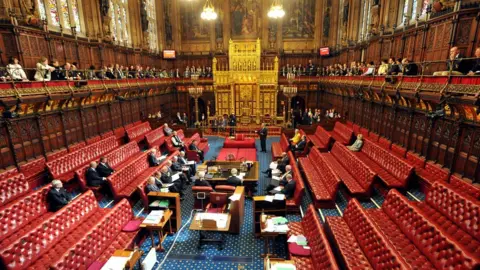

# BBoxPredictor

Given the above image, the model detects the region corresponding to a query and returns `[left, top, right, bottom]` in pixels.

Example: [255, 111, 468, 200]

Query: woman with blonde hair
[34, 56, 54, 81]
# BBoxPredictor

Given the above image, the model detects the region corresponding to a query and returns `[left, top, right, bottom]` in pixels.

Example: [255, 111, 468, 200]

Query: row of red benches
[0, 190, 142, 269]
[271, 131, 309, 160]
[325, 181, 479, 269]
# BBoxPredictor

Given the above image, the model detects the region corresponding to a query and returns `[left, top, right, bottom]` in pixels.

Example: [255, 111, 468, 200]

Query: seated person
[227, 168, 243, 187]
[6, 57, 29, 81]
[347, 134, 364, 152]
[468, 47, 480, 75]
[401, 58, 418, 76]
[178, 151, 195, 174]
[159, 166, 184, 199]
[163, 123, 173, 136]
[47, 179, 71, 212]
[146, 176, 161, 193]
[189, 140, 204, 162]
[289, 129, 301, 146]
[175, 112, 186, 125]
[265, 165, 292, 192]
[148, 148, 165, 166]
[269, 174, 296, 199]
[97, 157, 114, 177]
[171, 131, 185, 150]
[171, 156, 192, 183]
[153, 171, 181, 193]
[291, 135, 307, 153]
[433, 47, 469, 76]
[194, 171, 211, 187]
[263, 152, 289, 178]
[86, 161, 108, 187]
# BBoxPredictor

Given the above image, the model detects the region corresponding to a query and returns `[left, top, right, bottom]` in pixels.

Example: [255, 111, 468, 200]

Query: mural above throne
[282, 0, 315, 39]
[180, 0, 210, 41]
[230, 0, 261, 39]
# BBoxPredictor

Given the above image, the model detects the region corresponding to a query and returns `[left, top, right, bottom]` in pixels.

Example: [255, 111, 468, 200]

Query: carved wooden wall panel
[0, 125, 15, 169]
[64, 110, 84, 146]
[39, 114, 65, 154]
[110, 102, 123, 129]
[97, 105, 112, 134]
[9, 118, 42, 163]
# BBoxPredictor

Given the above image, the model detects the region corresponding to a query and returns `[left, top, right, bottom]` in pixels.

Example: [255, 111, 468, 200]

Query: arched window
[358, 0, 372, 41]
[146, 0, 159, 52]
[110, 0, 132, 47]
[37, 0, 84, 34]
[399, 0, 428, 26]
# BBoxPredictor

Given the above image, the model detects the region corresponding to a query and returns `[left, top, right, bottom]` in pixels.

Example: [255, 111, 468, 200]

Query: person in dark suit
[229, 113, 236, 136]
[171, 131, 185, 151]
[263, 152, 289, 177]
[163, 123, 173, 136]
[97, 157, 114, 177]
[50, 60, 66, 81]
[148, 148, 163, 167]
[257, 123, 268, 152]
[178, 151, 195, 175]
[401, 58, 418, 76]
[171, 156, 191, 183]
[189, 140, 204, 162]
[265, 166, 292, 192]
[153, 171, 181, 193]
[160, 166, 184, 199]
[227, 168, 243, 187]
[146, 176, 161, 193]
[176, 112, 185, 125]
[292, 135, 307, 153]
[47, 180, 71, 212]
[270, 174, 296, 198]
[468, 47, 480, 75]
[387, 57, 400, 75]
[86, 161, 107, 187]
[194, 171, 211, 187]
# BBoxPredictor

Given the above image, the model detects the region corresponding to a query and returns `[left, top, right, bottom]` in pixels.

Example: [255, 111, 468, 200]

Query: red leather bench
[145, 126, 166, 148]
[114, 126, 126, 142]
[184, 132, 209, 161]
[100, 130, 114, 139]
[19, 157, 46, 188]
[322, 142, 376, 197]
[50, 199, 141, 270]
[298, 148, 340, 208]
[449, 174, 480, 201]
[307, 126, 332, 152]
[325, 199, 415, 270]
[414, 182, 480, 255]
[377, 137, 392, 150]
[352, 139, 413, 189]
[380, 189, 479, 269]
[108, 147, 170, 201]
[287, 205, 338, 269]
[46, 148, 68, 161]
[271, 133, 289, 160]
[390, 143, 407, 158]
[405, 152, 449, 192]
[75, 141, 141, 191]
[68, 141, 86, 153]
[0, 167, 19, 181]
[86, 135, 101, 145]
[328, 121, 353, 145]
[46, 136, 118, 182]
[0, 173, 28, 207]
[0, 191, 102, 270]
[136, 151, 178, 208]
[286, 151, 305, 212]
[223, 134, 256, 148]
[126, 121, 152, 143]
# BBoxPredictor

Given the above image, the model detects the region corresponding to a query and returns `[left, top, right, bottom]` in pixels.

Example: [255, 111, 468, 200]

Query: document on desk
[273, 186, 283, 192]
[195, 213, 229, 229]
[274, 224, 290, 233]
[171, 173, 180, 181]
[271, 263, 296, 270]
[239, 172, 246, 178]
[143, 210, 164, 224]
[273, 194, 285, 200]
[264, 195, 274, 202]
[229, 193, 241, 201]
[101, 256, 130, 270]
[269, 162, 277, 169]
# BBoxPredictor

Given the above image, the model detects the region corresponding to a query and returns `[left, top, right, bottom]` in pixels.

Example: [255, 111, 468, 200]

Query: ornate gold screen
[213, 39, 278, 124]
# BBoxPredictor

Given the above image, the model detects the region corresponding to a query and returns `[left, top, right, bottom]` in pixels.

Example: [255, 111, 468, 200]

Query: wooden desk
[228, 186, 245, 234]
[102, 249, 143, 270]
[264, 257, 296, 270]
[260, 215, 289, 258]
[140, 210, 173, 252]
[147, 191, 181, 232]
[198, 161, 259, 196]
[189, 213, 231, 250]
[253, 196, 287, 236]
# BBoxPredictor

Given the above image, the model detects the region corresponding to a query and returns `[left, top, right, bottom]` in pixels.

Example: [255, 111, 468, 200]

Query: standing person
[229, 112, 236, 136]
[257, 123, 268, 152]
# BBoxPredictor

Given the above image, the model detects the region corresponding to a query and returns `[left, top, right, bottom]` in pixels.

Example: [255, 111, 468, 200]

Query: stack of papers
[195, 213, 229, 229]
[272, 169, 281, 176]
[264, 195, 274, 202]
[239, 172, 246, 178]
[264, 219, 290, 233]
[271, 263, 296, 270]
[273, 186, 283, 192]
[271, 216, 288, 225]
[269, 162, 278, 169]
[274, 194, 285, 200]
[160, 188, 169, 192]
[143, 210, 164, 224]
[287, 235, 308, 246]
[101, 256, 131, 270]
[149, 200, 169, 207]
[171, 173, 180, 181]
[229, 193, 241, 201]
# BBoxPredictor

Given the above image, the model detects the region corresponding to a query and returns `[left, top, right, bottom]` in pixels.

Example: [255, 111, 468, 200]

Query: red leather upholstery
[223, 137, 256, 148]
[0, 173, 27, 207]
[286, 151, 304, 211]
[377, 137, 392, 150]
[166, 130, 209, 160]
[367, 132, 379, 141]
[113, 126, 126, 141]
[390, 143, 407, 158]
[46, 148, 68, 161]
[323, 142, 375, 196]
[75, 141, 140, 191]
[0, 191, 98, 269]
[382, 189, 479, 269]
[86, 136, 101, 145]
[68, 141, 86, 153]
[0, 167, 19, 181]
[287, 205, 339, 270]
[19, 157, 46, 184]
[329, 122, 353, 145]
[192, 186, 214, 210]
[298, 148, 339, 208]
[145, 127, 166, 148]
[135, 151, 178, 207]
[100, 131, 114, 139]
[126, 121, 152, 143]
[307, 126, 332, 152]
[271, 134, 289, 159]
[353, 139, 413, 188]
[405, 152, 449, 191]
[0, 184, 50, 244]
[50, 199, 139, 270]
[449, 174, 480, 201]
[46, 136, 118, 182]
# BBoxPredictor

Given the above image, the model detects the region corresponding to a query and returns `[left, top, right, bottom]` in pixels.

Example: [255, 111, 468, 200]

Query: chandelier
[201, 0, 217, 21]
[267, 0, 285, 19]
